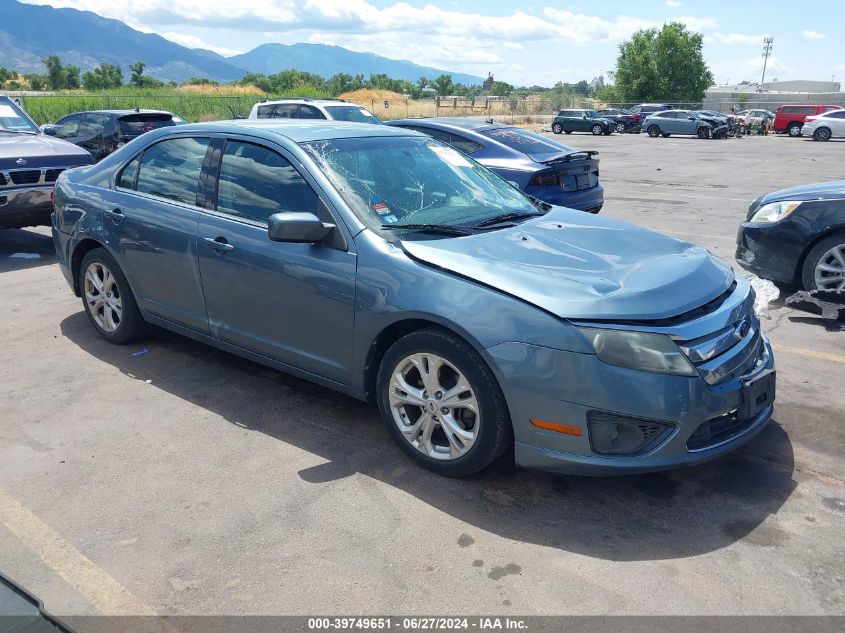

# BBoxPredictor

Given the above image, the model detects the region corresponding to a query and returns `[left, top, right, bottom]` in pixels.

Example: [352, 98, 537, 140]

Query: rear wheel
[80, 248, 145, 344]
[787, 122, 803, 137]
[552, 123, 563, 134]
[614, 122, 626, 133]
[647, 125, 660, 137]
[813, 127, 832, 141]
[802, 234, 845, 291]
[376, 329, 512, 477]
[591, 124, 604, 135]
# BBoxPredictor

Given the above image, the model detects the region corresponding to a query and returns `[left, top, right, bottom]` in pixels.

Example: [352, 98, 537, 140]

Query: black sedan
[596, 108, 642, 133]
[43, 109, 185, 161]
[736, 181, 845, 291]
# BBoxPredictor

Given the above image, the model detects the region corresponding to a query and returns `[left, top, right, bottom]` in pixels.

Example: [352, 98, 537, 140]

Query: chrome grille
[10, 170, 41, 185]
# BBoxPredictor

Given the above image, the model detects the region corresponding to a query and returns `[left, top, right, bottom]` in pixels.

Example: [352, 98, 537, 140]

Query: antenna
[760, 37, 774, 90]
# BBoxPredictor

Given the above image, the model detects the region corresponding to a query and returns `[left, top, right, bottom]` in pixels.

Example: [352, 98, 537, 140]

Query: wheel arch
[362, 317, 488, 404]
[70, 238, 109, 296]
[795, 227, 845, 284]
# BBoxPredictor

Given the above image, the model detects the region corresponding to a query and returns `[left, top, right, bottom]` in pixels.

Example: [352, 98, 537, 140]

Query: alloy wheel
[615, 122, 626, 133]
[84, 262, 122, 332]
[814, 128, 831, 141]
[591, 124, 604, 135]
[388, 353, 479, 460]
[814, 244, 845, 291]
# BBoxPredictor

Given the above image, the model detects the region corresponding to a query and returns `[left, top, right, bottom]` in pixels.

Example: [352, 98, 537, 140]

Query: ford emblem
[15, 158, 27, 166]
[734, 318, 751, 340]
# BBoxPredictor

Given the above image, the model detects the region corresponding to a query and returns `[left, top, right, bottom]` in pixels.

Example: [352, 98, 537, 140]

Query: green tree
[0, 66, 10, 84]
[129, 61, 146, 86]
[42, 55, 65, 90]
[64, 65, 81, 90]
[614, 22, 713, 103]
[81, 63, 123, 90]
[433, 74, 453, 96]
[417, 76, 428, 91]
[489, 80, 514, 96]
[26, 74, 48, 91]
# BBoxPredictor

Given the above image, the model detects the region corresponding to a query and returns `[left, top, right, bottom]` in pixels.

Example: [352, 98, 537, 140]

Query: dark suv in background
[627, 103, 674, 117]
[596, 108, 642, 133]
[44, 110, 185, 161]
[551, 110, 614, 135]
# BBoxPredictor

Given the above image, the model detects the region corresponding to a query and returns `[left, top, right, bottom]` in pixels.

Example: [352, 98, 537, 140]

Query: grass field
[12, 86, 570, 124]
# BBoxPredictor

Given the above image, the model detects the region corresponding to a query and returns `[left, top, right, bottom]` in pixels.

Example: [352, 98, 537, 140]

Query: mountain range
[1, 1, 483, 86]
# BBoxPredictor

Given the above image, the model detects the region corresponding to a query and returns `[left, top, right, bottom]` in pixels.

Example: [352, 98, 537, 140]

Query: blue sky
[25, 0, 845, 87]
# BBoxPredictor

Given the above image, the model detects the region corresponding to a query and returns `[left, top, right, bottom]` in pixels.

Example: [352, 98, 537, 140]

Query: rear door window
[118, 113, 179, 137]
[79, 113, 110, 138]
[299, 105, 326, 120]
[256, 104, 298, 119]
[136, 137, 211, 205]
[216, 140, 319, 224]
[323, 105, 380, 123]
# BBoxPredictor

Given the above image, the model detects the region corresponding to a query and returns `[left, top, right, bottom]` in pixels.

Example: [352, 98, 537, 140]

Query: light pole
[760, 37, 774, 90]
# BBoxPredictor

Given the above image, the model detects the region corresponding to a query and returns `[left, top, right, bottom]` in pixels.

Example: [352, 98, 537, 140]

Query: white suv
[247, 99, 381, 123]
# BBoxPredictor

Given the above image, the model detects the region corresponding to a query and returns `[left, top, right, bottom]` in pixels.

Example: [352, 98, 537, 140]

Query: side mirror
[268, 212, 334, 244]
[42, 125, 57, 136]
[688, 116, 695, 120]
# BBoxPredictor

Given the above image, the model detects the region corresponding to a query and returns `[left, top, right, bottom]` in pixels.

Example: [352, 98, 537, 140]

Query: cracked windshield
[303, 136, 538, 231]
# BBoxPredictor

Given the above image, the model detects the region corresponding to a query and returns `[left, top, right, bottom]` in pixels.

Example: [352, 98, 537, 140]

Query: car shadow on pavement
[60, 312, 797, 562]
[0, 228, 56, 273]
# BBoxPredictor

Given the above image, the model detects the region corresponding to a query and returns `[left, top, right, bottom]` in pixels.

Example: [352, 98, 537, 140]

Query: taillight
[531, 171, 559, 187]
[50, 188, 55, 204]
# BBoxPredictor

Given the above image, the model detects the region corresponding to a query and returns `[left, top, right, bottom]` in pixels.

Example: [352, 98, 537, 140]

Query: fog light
[587, 411, 673, 456]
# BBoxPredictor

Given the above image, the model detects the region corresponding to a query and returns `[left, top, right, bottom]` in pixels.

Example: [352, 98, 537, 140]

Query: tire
[591, 124, 604, 135]
[801, 233, 845, 291]
[614, 122, 626, 133]
[697, 126, 711, 139]
[813, 127, 832, 141]
[552, 123, 563, 134]
[79, 248, 145, 344]
[787, 122, 803, 137]
[647, 125, 660, 137]
[376, 328, 512, 477]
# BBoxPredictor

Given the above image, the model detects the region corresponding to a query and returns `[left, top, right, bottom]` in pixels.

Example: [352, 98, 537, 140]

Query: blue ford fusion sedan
[52, 120, 775, 477]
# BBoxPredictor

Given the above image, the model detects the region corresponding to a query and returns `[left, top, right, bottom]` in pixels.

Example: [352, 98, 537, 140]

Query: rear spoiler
[542, 150, 599, 164]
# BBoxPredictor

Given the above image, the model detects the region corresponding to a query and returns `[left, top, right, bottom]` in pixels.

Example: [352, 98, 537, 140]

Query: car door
[76, 113, 110, 159]
[824, 110, 845, 136]
[574, 111, 590, 132]
[677, 112, 697, 134]
[105, 135, 212, 333]
[196, 137, 356, 382]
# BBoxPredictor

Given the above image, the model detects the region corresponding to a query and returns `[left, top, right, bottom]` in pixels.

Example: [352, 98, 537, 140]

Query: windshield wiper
[381, 223, 476, 236]
[473, 211, 544, 228]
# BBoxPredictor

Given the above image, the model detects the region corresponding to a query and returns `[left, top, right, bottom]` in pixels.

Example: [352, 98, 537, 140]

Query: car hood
[400, 208, 735, 321]
[0, 134, 92, 168]
[760, 180, 845, 203]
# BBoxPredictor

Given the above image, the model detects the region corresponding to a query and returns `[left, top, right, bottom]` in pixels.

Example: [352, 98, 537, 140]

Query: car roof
[178, 119, 420, 143]
[386, 117, 510, 132]
[254, 99, 351, 106]
[62, 109, 175, 117]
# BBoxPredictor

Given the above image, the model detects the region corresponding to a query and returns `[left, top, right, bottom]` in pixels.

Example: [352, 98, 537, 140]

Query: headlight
[578, 328, 697, 376]
[749, 200, 802, 224]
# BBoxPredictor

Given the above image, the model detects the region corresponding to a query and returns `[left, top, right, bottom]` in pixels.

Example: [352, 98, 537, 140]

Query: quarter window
[136, 137, 210, 205]
[117, 156, 140, 189]
[216, 141, 318, 224]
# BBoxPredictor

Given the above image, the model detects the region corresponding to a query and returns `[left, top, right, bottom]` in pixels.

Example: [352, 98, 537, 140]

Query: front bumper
[0, 186, 53, 229]
[486, 335, 775, 476]
[735, 221, 801, 284]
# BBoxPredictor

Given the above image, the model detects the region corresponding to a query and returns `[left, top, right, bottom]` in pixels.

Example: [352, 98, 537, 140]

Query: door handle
[203, 236, 235, 253]
[104, 208, 124, 223]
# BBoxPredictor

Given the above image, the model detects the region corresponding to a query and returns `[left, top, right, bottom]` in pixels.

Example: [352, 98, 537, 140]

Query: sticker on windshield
[370, 194, 392, 214]
[429, 144, 471, 167]
[0, 105, 18, 117]
[382, 215, 399, 224]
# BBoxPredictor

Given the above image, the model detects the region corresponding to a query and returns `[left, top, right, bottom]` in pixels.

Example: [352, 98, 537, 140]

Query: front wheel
[697, 126, 711, 139]
[787, 123, 803, 137]
[591, 124, 604, 135]
[552, 123, 562, 134]
[614, 122, 626, 133]
[802, 233, 845, 291]
[80, 248, 146, 344]
[376, 329, 512, 477]
[647, 125, 660, 137]
[813, 127, 832, 141]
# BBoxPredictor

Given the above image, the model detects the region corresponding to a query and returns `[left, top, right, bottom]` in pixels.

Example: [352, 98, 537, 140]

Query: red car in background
[773, 104, 842, 137]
